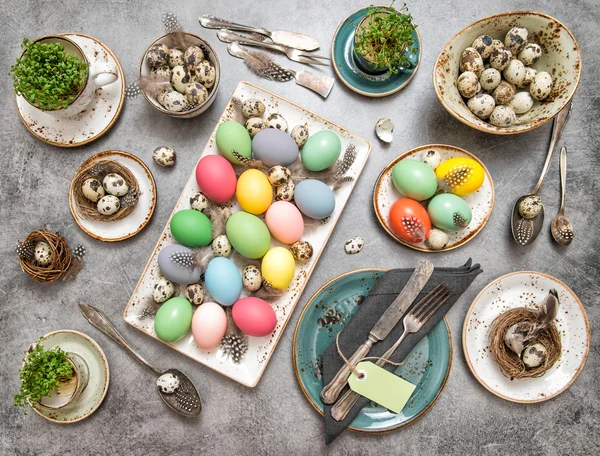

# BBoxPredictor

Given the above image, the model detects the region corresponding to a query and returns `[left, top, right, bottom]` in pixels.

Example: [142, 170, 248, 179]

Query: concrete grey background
[1, 0, 598, 454]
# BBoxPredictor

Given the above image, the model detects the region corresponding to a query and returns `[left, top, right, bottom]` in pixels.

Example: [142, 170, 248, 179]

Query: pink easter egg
[191, 302, 227, 349]
[265, 201, 304, 244]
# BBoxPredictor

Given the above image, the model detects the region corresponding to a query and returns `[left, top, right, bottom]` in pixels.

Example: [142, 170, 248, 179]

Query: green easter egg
[226, 211, 271, 259]
[154, 297, 193, 342]
[301, 130, 342, 171]
[216, 120, 252, 165]
[170, 209, 212, 247]
[392, 159, 438, 201]
[427, 193, 472, 231]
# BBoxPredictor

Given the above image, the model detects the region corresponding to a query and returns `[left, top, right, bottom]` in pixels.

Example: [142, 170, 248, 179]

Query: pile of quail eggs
[457, 26, 553, 127]
[146, 42, 216, 112]
[82, 173, 132, 216]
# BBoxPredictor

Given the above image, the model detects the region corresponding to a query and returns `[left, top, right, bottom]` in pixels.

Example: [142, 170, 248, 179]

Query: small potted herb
[352, 1, 417, 75]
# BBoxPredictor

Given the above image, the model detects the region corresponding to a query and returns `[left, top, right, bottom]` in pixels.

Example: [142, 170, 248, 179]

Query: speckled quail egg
[422, 149, 443, 170]
[168, 48, 184, 68]
[489, 48, 512, 71]
[211, 234, 232, 257]
[426, 229, 449, 250]
[184, 45, 204, 68]
[156, 87, 173, 106]
[457, 71, 480, 98]
[268, 165, 291, 186]
[530, 71, 553, 101]
[503, 59, 526, 86]
[242, 265, 262, 291]
[459, 47, 484, 76]
[266, 113, 289, 132]
[479, 68, 502, 91]
[161, 90, 188, 112]
[151, 65, 172, 79]
[519, 195, 542, 218]
[190, 192, 210, 212]
[275, 180, 294, 201]
[153, 276, 175, 303]
[518, 67, 537, 88]
[518, 43, 542, 66]
[467, 93, 496, 119]
[291, 125, 310, 147]
[152, 146, 176, 167]
[472, 35, 494, 59]
[146, 43, 169, 68]
[492, 81, 516, 105]
[344, 236, 364, 254]
[245, 117, 266, 138]
[489, 105, 517, 127]
[490, 39, 505, 53]
[241, 98, 266, 118]
[157, 373, 180, 394]
[103, 173, 129, 196]
[34, 241, 53, 266]
[504, 26, 528, 55]
[508, 92, 534, 114]
[290, 240, 313, 263]
[171, 65, 191, 93]
[522, 342, 547, 368]
[185, 283, 205, 305]
[82, 178, 105, 202]
[97, 195, 121, 215]
[185, 82, 209, 105]
[196, 60, 216, 89]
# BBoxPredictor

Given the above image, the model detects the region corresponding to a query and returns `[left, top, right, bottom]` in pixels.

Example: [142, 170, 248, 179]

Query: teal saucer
[292, 269, 452, 433]
[331, 6, 422, 97]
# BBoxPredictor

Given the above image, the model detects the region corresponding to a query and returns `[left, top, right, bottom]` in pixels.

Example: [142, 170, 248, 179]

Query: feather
[330, 175, 355, 192]
[137, 75, 172, 98]
[169, 27, 195, 51]
[232, 150, 265, 170]
[332, 144, 357, 177]
[61, 258, 85, 282]
[203, 206, 231, 237]
[136, 296, 160, 320]
[193, 246, 214, 271]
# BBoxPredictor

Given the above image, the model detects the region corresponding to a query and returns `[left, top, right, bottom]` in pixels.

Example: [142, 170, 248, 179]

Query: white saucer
[14, 33, 125, 147]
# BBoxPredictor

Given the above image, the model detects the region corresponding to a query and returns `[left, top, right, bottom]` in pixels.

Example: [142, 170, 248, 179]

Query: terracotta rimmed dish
[433, 10, 581, 135]
[124, 81, 372, 387]
[30, 330, 110, 423]
[293, 269, 452, 433]
[69, 151, 156, 242]
[463, 271, 590, 403]
[139, 32, 220, 118]
[373, 144, 494, 252]
[14, 33, 125, 147]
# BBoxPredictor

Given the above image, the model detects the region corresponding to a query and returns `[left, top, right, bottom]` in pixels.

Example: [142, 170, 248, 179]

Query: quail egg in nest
[82, 178, 105, 202]
[97, 195, 121, 215]
[34, 241, 53, 266]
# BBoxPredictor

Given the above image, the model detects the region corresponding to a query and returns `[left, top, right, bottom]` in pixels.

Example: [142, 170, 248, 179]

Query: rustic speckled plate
[293, 269, 452, 433]
[373, 144, 494, 252]
[15, 33, 125, 147]
[433, 11, 581, 135]
[31, 330, 110, 423]
[69, 151, 157, 242]
[463, 271, 590, 403]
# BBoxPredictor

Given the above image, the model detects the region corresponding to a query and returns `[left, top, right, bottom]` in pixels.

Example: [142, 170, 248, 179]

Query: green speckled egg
[392, 159, 438, 201]
[170, 209, 212, 247]
[427, 194, 472, 231]
[216, 120, 252, 164]
[301, 130, 341, 171]
[154, 297, 193, 342]
[226, 211, 271, 259]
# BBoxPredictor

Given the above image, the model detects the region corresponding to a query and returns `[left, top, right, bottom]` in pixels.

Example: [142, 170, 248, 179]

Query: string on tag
[334, 333, 405, 379]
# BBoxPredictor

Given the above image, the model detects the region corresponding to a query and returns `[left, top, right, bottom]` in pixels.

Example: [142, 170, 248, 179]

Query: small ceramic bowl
[433, 10, 581, 135]
[139, 32, 220, 118]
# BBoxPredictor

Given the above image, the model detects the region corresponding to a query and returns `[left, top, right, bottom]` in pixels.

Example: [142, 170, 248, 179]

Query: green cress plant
[9, 38, 89, 111]
[353, 1, 417, 75]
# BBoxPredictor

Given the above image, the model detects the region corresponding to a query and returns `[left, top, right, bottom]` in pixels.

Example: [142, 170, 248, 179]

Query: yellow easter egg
[236, 169, 273, 214]
[261, 247, 296, 290]
[435, 157, 484, 197]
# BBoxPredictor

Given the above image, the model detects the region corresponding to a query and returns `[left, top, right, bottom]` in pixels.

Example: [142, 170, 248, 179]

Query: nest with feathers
[17, 230, 72, 283]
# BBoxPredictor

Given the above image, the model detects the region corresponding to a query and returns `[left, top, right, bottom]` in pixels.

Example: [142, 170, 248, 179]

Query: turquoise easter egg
[216, 120, 252, 165]
[204, 257, 242, 306]
[154, 297, 193, 342]
[225, 211, 271, 259]
[392, 159, 438, 201]
[427, 193, 472, 231]
[170, 209, 212, 248]
[301, 130, 342, 171]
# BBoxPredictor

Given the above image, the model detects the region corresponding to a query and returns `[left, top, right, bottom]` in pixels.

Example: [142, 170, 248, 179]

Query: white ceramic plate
[31, 330, 110, 423]
[69, 150, 157, 242]
[463, 271, 590, 403]
[124, 81, 372, 387]
[373, 144, 494, 252]
[15, 33, 125, 147]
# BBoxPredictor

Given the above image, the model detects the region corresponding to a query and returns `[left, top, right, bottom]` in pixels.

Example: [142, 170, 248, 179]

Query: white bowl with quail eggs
[433, 11, 581, 134]
[140, 32, 220, 118]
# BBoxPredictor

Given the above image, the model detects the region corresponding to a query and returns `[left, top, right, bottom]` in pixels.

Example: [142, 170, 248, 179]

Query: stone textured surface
[1, 1, 598, 454]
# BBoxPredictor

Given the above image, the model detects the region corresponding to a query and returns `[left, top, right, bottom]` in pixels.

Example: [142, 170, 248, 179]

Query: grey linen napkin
[322, 259, 482, 444]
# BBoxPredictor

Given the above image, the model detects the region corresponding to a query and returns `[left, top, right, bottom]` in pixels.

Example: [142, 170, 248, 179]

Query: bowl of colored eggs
[433, 11, 581, 134]
[373, 144, 494, 252]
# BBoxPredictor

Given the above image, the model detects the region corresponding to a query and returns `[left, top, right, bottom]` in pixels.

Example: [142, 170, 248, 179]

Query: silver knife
[199, 15, 320, 51]
[320, 260, 435, 404]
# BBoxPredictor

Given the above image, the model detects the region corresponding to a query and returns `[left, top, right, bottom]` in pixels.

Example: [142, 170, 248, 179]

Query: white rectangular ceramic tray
[124, 81, 371, 387]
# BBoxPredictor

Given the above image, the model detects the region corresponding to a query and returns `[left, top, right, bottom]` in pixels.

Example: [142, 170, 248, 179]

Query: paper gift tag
[348, 361, 416, 413]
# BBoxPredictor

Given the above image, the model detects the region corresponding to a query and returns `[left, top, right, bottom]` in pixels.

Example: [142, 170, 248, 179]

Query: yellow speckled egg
[261, 247, 296, 290]
[435, 157, 484, 197]
[236, 169, 273, 214]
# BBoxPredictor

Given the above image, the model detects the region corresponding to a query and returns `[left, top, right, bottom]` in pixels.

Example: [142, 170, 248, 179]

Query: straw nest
[18, 230, 72, 284]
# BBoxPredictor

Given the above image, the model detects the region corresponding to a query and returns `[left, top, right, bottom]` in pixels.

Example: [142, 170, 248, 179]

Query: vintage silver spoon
[511, 102, 572, 246]
[551, 146, 574, 245]
[78, 303, 201, 417]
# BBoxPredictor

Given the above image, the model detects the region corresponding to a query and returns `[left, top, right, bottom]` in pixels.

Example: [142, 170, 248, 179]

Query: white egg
[504, 26, 529, 55]
[489, 48, 512, 71]
[161, 91, 188, 112]
[190, 192, 209, 212]
[266, 113, 288, 132]
[242, 265, 262, 291]
[97, 195, 121, 215]
[211, 234, 232, 257]
[472, 35, 494, 59]
[168, 49, 184, 68]
[518, 43, 542, 66]
[184, 46, 204, 68]
[426, 229, 449, 250]
[157, 373, 180, 394]
[457, 71, 480, 98]
[153, 276, 175, 303]
[185, 283, 205, 305]
[82, 178, 105, 202]
[467, 93, 496, 119]
[530, 71, 553, 101]
[245, 117, 266, 138]
[489, 105, 517, 127]
[267, 165, 291, 186]
[102, 173, 129, 196]
[509, 92, 534, 114]
[241, 98, 266, 118]
[503, 59, 526, 86]
[34, 241, 53, 266]
[492, 81, 516, 105]
[291, 125, 310, 147]
[459, 47, 484, 76]
[185, 82, 209, 105]
[422, 149, 443, 170]
[196, 60, 216, 89]
[152, 146, 176, 167]
[171, 65, 191, 93]
[479, 68, 502, 91]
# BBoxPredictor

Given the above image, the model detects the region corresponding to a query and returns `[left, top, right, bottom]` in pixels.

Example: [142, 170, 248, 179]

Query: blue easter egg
[294, 179, 335, 219]
[204, 257, 242, 306]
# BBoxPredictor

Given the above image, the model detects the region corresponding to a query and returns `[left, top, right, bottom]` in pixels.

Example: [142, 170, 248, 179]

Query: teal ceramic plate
[331, 6, 422, 97]
[293, 269, 452, 433]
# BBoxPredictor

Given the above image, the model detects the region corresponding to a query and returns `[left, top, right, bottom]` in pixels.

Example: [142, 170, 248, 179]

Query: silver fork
[330, 283, 451, 421]
[217, 30, 330, 66]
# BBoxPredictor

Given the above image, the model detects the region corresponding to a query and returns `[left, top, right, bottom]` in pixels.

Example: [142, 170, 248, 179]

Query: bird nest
[489, 308, 562, 380]
[18, 230, 72, 284]
[72, 159, 139, 222]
